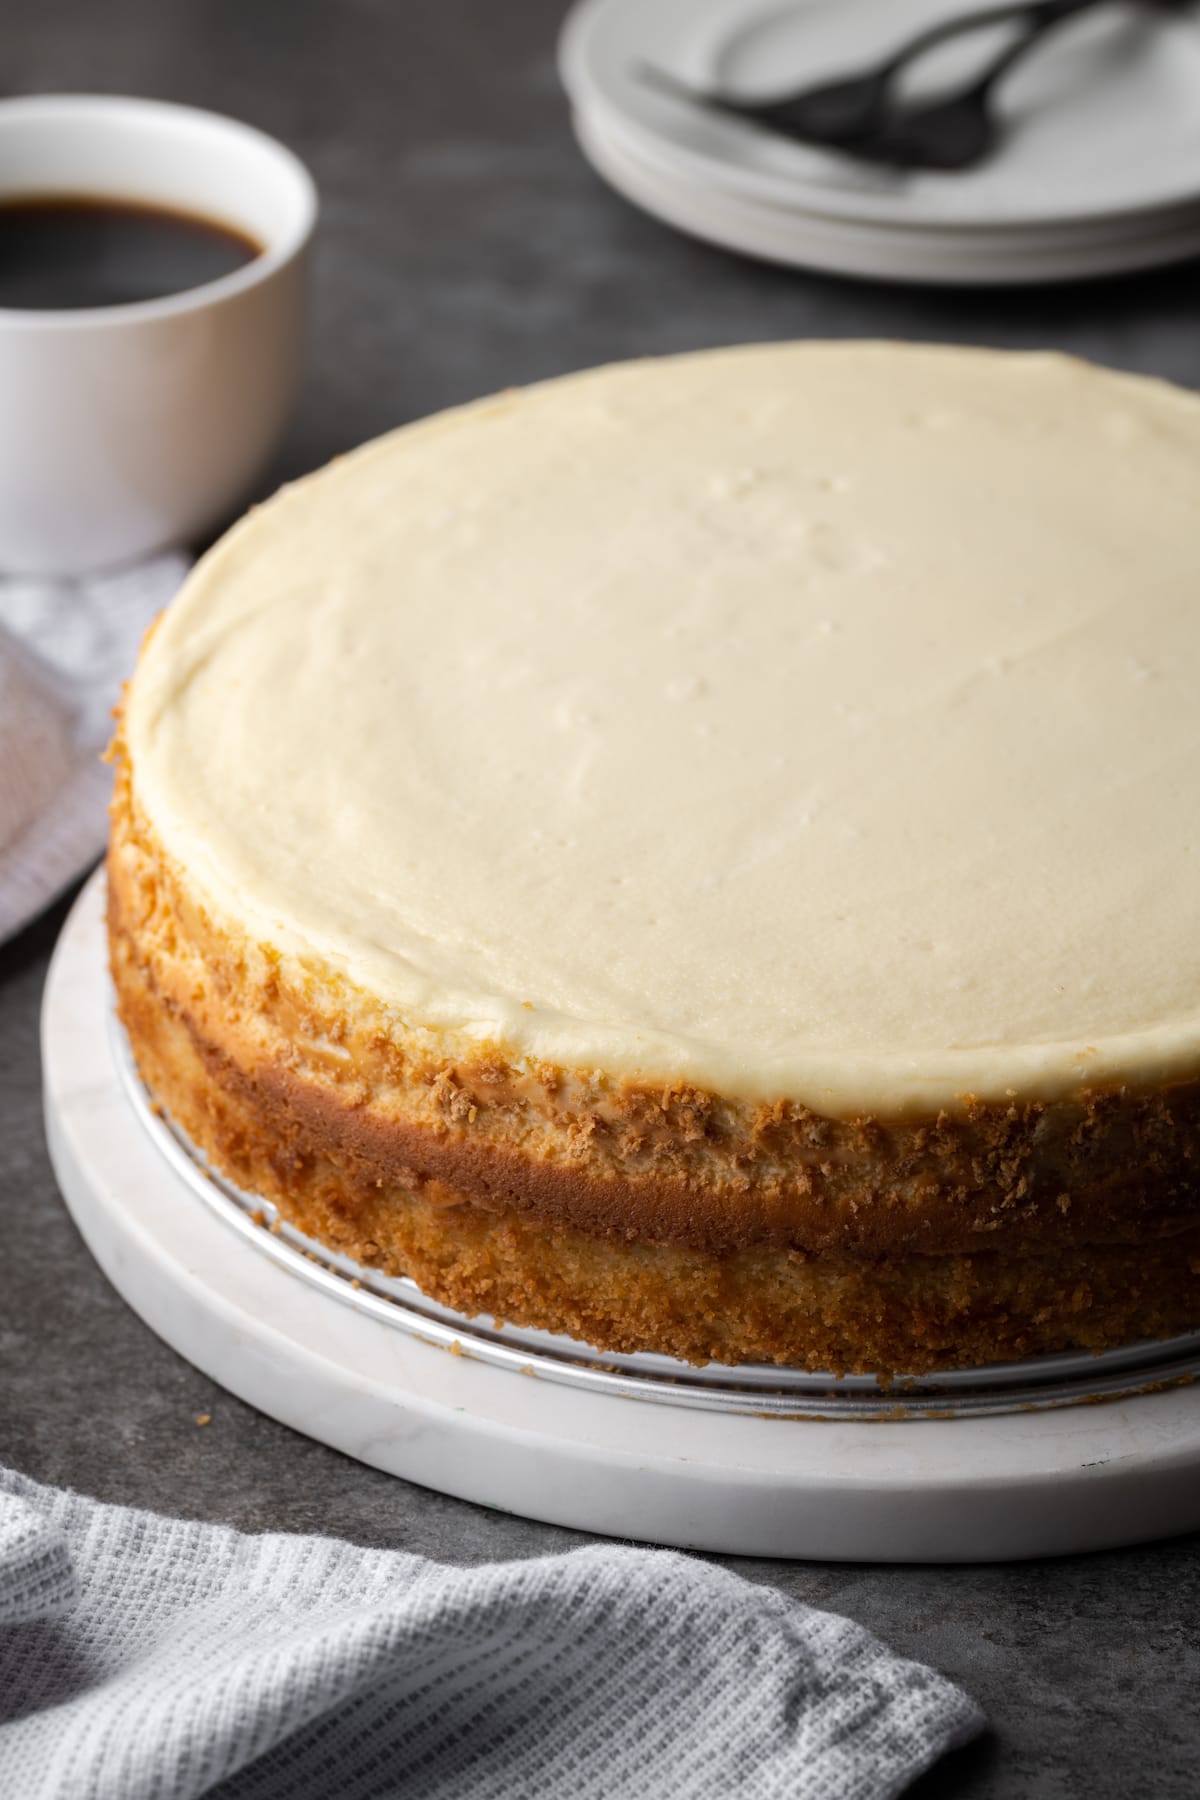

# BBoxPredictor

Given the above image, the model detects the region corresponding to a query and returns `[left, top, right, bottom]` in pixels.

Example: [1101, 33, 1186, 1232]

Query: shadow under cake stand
[42, 871, 1200, 1561]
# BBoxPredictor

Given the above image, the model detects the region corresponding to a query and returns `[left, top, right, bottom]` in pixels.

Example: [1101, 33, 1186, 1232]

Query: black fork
[638, 0, 1136, 169]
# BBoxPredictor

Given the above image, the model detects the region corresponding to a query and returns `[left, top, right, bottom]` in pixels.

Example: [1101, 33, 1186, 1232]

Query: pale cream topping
[125, 343, 1200, 1115]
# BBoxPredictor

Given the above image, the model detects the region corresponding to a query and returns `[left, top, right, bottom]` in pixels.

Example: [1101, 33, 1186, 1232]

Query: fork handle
[879, 0, 1105, 79]
[960, 0, 1104, 96]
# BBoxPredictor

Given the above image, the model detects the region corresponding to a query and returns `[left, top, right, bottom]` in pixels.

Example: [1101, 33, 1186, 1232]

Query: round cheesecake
[109, 342, 1200, 1374]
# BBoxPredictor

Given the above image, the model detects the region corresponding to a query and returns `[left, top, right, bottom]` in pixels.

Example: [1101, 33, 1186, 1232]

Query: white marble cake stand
[42, 871, 1200, 1561]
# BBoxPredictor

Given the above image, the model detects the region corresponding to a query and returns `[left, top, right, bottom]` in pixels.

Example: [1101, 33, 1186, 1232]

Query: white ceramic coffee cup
[0, 95, 317, 576]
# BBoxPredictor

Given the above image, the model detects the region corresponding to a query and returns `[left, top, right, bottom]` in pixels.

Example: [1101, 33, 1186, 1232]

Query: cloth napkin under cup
[0, 553, 187, 946]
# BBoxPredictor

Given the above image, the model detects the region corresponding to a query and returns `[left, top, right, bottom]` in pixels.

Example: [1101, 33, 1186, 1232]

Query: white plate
[574, 103, 1200, 283]
[561, 0, 1200, 231]
[40, 870, 1200, 1561]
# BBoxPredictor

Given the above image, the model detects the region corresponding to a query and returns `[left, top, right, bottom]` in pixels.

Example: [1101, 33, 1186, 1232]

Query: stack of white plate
[559, 0, 1200, 285]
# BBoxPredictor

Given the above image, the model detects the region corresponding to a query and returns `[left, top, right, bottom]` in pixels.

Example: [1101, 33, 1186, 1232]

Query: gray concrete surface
[4, 3, 1200, 1794]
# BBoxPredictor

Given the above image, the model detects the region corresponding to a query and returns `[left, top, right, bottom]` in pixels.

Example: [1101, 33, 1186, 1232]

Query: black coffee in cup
[0, 194, 262, 310]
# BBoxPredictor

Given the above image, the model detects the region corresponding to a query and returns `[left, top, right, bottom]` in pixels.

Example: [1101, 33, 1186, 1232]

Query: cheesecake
[108, 342, 1200, 1373]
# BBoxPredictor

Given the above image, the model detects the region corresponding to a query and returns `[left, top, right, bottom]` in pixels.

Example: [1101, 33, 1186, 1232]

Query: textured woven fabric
[0, 555, 187, 945]
[0, 1467, 982, 1799]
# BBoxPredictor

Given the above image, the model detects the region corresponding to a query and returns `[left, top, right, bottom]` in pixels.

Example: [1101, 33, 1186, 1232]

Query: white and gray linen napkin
[0, 1466, 983, 1800]
[0, 555, 188, 946]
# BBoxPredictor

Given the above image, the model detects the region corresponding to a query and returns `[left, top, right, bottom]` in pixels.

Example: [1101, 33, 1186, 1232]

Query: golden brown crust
[107, 847, 1200, 1373]
[107, 747, 1200, 1372]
